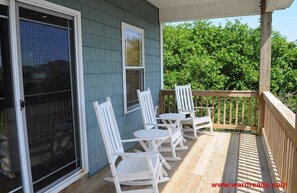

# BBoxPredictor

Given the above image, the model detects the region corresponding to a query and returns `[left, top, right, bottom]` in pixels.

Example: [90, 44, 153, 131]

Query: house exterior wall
[46, 0, 161, 175]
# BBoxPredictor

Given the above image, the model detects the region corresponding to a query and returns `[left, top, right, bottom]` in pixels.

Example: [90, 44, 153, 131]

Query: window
[122, 22, 144, 113]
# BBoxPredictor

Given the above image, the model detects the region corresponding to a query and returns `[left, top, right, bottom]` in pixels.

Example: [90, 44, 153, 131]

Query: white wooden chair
[93, 97, 169, 193]
[175, 84, 213, 140]
[137, 89, 187, 161]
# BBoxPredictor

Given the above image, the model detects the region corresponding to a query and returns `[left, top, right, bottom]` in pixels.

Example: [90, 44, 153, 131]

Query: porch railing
[262, 91, 296, 192]
[160, 89, 296, 192]
[160, 90, 259, 131]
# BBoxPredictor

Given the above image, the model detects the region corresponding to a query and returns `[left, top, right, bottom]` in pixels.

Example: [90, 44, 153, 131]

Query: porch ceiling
[147, 0, 294, 23]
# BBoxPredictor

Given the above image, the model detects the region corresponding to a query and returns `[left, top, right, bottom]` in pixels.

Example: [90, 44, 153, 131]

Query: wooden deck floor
[60, 132, 275, 193]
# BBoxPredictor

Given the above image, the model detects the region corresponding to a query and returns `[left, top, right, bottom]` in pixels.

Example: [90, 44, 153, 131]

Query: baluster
[194, 96, 198, 116]
[160, 92, 164, 114]
[223, 97, 226, 125]
[235, 97, 239, 126]
[289, 140, 294, 192]
[206, 97, 209, 118]
[241, 98, 245, 125]
[167, 95, 171, 113]
[173, 95, 176, 112]
[248, 98, 251, 126]
[229, 97, 233, 125]
[280, 130, 285, 181]
[254, 98, 258, 126]
[200, 96, 203, 116]
[211, 96, 215, 123]
[217, 97, 221, 124]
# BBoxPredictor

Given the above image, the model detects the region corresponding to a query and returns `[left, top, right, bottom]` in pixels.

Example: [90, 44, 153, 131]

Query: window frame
[122, 22, 145, 114]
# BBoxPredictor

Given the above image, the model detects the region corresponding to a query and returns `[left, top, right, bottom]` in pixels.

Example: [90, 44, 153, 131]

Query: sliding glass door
[18, 6, 81, 192]
[0, 1, 85, 192]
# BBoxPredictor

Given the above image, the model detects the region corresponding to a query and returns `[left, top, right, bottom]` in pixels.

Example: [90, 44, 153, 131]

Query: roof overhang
[147, 0, 294, 23]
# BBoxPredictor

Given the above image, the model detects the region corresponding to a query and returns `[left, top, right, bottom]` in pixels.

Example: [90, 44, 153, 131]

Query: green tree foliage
[163, 20, 297, 97]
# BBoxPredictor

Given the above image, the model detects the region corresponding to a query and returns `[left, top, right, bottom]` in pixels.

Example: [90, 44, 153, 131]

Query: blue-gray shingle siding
[47, 0, 161, 175]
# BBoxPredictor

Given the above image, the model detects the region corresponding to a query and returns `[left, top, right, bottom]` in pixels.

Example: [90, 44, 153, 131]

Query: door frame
[6, 0, 88, 192]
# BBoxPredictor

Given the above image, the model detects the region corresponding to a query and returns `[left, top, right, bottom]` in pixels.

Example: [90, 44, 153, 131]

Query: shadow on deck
[60, 132, 276, 193]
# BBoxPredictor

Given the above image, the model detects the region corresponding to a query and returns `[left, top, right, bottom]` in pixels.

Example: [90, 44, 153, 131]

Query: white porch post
[258, 0, 272, 134]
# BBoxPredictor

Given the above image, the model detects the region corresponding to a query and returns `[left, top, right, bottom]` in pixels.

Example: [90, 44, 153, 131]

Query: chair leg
[181, 126, 198, 140]
[193, 126, 197, 138]
[159, 154, 171, 170]
[170, 139, 178, 156]
[147, 159, 159, 193]
[150, 174, 159, 193]
[210, 122, 214, 132]
[177, 139, 188, 150]
[182, 135, 186, 142]
[158, 165, 170, 183]
[163, 141, 181, 161]
[113, 176, 123, 193]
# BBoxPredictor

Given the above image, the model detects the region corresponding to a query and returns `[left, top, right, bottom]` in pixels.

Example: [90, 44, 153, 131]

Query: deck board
[60, 132, 275, 193]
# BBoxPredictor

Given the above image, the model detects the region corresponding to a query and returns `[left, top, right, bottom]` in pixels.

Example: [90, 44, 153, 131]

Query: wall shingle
[48, 0, 161, 175]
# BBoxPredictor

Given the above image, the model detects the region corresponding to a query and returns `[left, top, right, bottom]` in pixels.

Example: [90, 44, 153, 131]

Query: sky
[210, 1, 297, 42]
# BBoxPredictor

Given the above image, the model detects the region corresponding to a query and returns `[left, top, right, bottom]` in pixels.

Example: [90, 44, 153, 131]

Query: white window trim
[160, 23, 164, 89]
[122, 22, 145, 114]
[9, 0, 88, 192]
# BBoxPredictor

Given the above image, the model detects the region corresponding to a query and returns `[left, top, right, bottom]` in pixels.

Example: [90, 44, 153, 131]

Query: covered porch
[0, 0, 295, 192]
[61, 0, 296, 192]
[61, 89, 296, 192]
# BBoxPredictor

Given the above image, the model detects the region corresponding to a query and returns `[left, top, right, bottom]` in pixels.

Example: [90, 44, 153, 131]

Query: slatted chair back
[175, 84, 194, 112]
[137, 88, 157, 130]
[93, 97, 124, 164]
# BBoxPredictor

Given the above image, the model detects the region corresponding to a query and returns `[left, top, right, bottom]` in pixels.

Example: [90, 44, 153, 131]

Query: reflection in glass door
[19, 7, 81, 192]
[0, 5, 23, 193]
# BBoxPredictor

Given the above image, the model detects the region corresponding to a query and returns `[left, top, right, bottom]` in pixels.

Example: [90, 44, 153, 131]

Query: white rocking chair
[137, 89, 187, 161]
[175, 84, 213, 140]
[93, 97, 169, 193]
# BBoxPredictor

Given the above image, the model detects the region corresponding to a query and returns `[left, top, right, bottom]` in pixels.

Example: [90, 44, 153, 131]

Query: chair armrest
[121, 137, 165, 143]
[178, 109, 196, 117]
[145, 123, 177, 128]
[178, 109, 196, 114]
[112, 151, 159, 158]
[156, 117, 183, 122]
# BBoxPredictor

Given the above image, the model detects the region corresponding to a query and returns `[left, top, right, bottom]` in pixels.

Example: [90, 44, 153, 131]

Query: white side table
[159, 113, 185, 131]
[134, 129, 171, 170]
[158, 113, 188, 157]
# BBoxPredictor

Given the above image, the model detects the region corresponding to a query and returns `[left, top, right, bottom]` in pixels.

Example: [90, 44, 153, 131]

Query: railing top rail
[161, 89, 259, 98]
[263, 91, 296, 146]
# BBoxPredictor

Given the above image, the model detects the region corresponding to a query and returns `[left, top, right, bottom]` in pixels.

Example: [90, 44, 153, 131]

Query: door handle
[20, 100, 25, 111]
